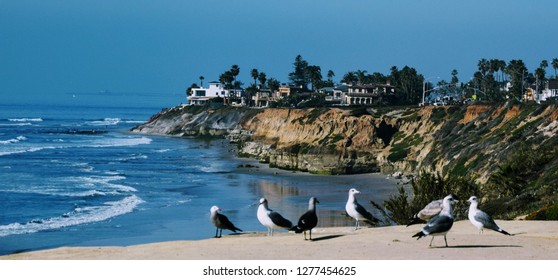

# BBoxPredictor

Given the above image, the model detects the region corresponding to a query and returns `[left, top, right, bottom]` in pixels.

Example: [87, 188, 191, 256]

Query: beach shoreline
[2, 220, 557, 260]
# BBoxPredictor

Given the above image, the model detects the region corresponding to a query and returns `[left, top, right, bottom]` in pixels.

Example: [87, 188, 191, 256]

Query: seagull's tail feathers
[412, 231, 426, 240]
[290, 226, 303, 233]
[406, 216, 424, 227]
[231, 226, 243, 232]
[498, 228, 512, 236]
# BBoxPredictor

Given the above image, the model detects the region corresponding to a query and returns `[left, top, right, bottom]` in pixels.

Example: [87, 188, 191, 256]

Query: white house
[188, 82, 228, 105]
[537, 79, 558, 103]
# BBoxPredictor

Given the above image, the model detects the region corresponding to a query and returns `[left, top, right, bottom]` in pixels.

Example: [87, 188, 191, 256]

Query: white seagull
[406, 195, 458, 226]
[412, 194, 458, 247]
[345, 188, 380, 230]
[467, 196, 512, 236]
[293, 197, 319, 240]
[257, 197, 293, 236]
[209, 205, 242, 238]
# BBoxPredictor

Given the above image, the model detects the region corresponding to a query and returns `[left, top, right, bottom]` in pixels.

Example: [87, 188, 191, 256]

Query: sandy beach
[2, 220, 556, 260]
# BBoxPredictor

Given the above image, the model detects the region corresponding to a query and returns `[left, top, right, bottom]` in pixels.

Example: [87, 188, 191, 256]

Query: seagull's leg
[303, 231, 307, 240]
[429, 236, 435, 247]
[215, 228, 219, 238]
[309, 230, 312, 240]
[444, 235, 448, 247]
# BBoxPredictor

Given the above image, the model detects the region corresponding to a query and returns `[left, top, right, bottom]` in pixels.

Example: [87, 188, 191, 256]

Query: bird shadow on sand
[308, 234, 344, 242]
[442, 244, 522, 249]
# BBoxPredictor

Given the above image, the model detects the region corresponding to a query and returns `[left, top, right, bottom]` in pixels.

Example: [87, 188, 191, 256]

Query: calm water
[0, 103, 398, 255]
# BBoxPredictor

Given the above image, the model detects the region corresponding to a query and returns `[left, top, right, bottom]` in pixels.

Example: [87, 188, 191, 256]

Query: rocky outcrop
[132, 103, 558, 184]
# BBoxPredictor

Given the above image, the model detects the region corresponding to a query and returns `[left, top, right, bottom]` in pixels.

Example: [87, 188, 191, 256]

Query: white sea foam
[8, 118, 43, 122]
[86, 118, 121, 126]
[0, 195, 144, 237]
[0, 122, 32, 127]
[0, 136, 27, 145]
[91, 136, 152, 148]
[0, 146, 51, 156]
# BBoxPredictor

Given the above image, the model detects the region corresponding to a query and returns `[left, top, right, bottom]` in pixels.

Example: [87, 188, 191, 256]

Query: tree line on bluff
[187, 55, 558, 107]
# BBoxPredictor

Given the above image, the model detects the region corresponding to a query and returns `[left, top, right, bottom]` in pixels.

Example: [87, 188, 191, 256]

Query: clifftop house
[344, 83, 395, 105]
[188, 82, 228, 105]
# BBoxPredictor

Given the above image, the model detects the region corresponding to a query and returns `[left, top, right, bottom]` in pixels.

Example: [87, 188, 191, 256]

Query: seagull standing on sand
[293, 197, 319, 240]
[407, 198, 443, 226]
[345, 188, 380, 230]
[412, 195, 458, 247]
[257, 197, 293, 236]
[210, 205, 242, 238]
[467, 196, 512, 236]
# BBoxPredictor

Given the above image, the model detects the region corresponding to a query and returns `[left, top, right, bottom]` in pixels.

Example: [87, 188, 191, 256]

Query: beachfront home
[188, 82, 229, 105]
[344, 83, 395, 105]
[252, 88, 273, 107]
[537, 79, 558, 103]
[275, 85, 304, 99]
[319, 84, 348, 105]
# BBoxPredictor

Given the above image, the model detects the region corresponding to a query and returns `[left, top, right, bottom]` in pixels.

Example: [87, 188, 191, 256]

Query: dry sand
[2, 220, 557, 260]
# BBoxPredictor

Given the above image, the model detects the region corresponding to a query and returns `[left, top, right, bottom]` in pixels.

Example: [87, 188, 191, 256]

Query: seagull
[467, 196, 512, 236]
[257, 197, 293, 236]
[209, 205, 242, 238]
[406, 195, 459, 226]
[345, 188, 380, 230]
[293, 197, 319, 240]
[412, 194, 458, 247]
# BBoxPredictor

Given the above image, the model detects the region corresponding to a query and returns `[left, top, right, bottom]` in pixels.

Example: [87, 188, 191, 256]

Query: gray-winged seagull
[412, 194, 458, 247]
[406, 195, 459, 226]
[257, 197, 293, 236]
[345, 188, 380, 230]
[210, 205, 242, 238]
[467, 196, 512, 235]
[293, 197, 319, 240]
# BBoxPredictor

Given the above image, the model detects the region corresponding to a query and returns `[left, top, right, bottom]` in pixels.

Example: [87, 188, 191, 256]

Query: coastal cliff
[133, 103, 558, 184]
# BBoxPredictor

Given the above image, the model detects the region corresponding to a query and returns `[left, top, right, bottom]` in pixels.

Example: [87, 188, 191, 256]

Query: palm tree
[199, 76, 205, 87]
[230, 65, 240, 87]
[552, 58, 558, 78]
[341, 71, 357, 85]
[251, 69, 259, 86]
[327, 70, 335, 82]
[506, 59, 528, 99]
[267, 78, 280, 92]
[305, 65, 322, 91]
[355, 70, 368, 85]
[258, 72, 267, 88]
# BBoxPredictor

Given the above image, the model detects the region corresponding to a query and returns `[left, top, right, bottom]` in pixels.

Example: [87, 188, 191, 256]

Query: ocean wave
[91, 136, 152, 148]
[8, 118, 43, 122]
[0, 136, 151, 157]
[0, 195, 144, 237]
[0, 122, 32, 127]
[67, 175, 137, 193]
[86, 118, 121, 126]
[0, 136, 27, 145]
[0, 146, 51, 156]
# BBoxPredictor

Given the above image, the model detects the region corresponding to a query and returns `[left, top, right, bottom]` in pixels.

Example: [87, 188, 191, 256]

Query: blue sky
[1, 0, 557, 107]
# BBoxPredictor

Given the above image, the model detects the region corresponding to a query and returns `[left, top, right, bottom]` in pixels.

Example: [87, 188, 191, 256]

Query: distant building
[188, 82, 228, 105]
[344, 83, 395, 105]
[252, 88, 273, 107]
[319, 84, 348, 105]
[537, 79, 558, 103]
[275, 85, 304, 99]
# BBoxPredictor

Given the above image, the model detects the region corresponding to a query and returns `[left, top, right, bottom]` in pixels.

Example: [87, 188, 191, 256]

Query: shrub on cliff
[383, 171, 479, 225]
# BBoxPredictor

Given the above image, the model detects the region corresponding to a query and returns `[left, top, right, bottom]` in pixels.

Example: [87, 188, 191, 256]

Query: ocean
[0, 103, 399, 255]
